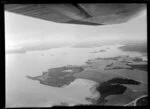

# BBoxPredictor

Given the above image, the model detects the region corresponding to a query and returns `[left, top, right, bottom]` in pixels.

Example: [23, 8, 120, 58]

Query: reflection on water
[6, 45, 146, 107]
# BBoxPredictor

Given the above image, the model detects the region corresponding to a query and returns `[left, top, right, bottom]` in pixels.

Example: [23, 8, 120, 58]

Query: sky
[5, 7, 147, 50]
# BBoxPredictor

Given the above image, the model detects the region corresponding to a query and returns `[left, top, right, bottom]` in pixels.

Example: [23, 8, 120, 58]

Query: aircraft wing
[5, 4, 146, 25]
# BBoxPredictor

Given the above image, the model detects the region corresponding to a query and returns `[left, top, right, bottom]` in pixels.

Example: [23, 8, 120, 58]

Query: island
[27, 55, 147, 106]
[136, 95, 148, 106]
[90, 49, 106, 53]
[99, 49, 105, 52]
[27, 66, 84, 87]
[119, 43, 147, 53]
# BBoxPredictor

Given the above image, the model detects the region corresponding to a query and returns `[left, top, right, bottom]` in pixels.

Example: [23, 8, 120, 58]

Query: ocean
[5, 44, 145, 107]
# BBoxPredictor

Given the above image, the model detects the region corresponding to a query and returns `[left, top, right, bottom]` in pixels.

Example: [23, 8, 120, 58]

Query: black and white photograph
[5, 3, 147, 107]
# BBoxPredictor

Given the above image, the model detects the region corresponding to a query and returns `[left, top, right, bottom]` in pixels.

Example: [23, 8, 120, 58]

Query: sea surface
[6, 44, 146, 107]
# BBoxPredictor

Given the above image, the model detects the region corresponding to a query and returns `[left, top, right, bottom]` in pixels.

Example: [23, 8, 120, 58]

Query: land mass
[119, 43, 147, 53]
[27, 66, 84, 87]
[27, 55, 147, 106]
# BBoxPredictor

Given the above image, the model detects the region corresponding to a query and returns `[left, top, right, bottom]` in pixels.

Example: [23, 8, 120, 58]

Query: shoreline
[26, 52, 147, 106]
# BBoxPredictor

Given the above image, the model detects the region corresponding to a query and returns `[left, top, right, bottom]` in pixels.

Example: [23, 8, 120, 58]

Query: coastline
[25, 46, 147, 106]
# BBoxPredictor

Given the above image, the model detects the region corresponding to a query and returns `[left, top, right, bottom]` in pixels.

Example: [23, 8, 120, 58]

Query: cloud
[6, 41, 70, 54]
